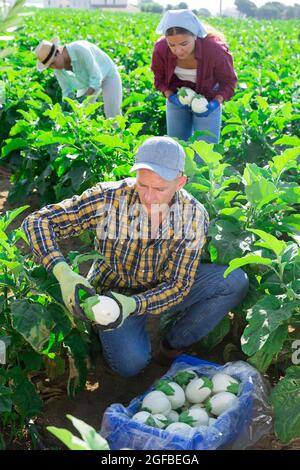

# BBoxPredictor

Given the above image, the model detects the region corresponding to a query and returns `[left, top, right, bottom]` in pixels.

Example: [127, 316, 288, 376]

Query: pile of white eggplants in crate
[132, 369, 240, 437]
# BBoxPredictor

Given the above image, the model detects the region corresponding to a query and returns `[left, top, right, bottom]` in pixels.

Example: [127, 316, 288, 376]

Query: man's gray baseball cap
[130, 136, 185, 181]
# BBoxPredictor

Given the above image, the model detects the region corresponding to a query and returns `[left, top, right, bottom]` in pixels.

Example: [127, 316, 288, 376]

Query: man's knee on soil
[108, 352, 151, 378]
[221, 267, 249, 301]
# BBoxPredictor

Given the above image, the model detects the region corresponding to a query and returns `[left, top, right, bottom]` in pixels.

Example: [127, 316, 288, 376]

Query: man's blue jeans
[98, 264, 249, 377]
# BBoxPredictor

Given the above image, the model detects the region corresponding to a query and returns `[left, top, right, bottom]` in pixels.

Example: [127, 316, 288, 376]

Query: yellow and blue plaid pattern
[23, 178, 209, 316]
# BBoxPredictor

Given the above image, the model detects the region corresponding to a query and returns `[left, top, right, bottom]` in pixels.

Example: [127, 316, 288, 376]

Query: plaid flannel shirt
[22, 178, 209, 316]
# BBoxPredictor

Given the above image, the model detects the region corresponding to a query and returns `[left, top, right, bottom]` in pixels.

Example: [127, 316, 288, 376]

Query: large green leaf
[281, 243, 300, 265]
[208, 220, 254, 264]
[12, 378, 43, 418]
[112, 163, 132, 179]
[190, 141, 222, 167]
[256, 96, 268, 111]
[218, 207, 245, 222]
[64, 331, 89, 396]
[47, 415, 110, 450]
[21, 351, 43, 372]
[279, 185, 300, 205]
[67, 415, 110, 450]
[83, 101, 101, 117]
[93, 134, 128, 149]
[184, 147, 198, 177]
[274, 136, 300, 147]
[249, 228, 286, 257]
[281, 214, 300, 232]
[187, 180, 210, 194]
[248, 324, 289, 373]
[221, 123, 243, 136]
[270, 147, 300, 176]
[1, 138, 27, 157]
[223, 255, 272, 278]
[47, 303, 72, 339]
[34, 131, 75, 147]
[46, 427, 89, 450]
[0, 206, 29, 232]
[11, 300, 54, 352]
[127, 122, 144, 136]
[0, 386, 12, 413]
[0, 258, 22, 271]
[71, 251, 104, 269]
[241, 295, 298, 356]
[243, 163, 272, 184]
[0, 0, 26, 32]
[271, 366, 300, 444]
[68, 163, 91, 191]
[244, 172, 278, 210]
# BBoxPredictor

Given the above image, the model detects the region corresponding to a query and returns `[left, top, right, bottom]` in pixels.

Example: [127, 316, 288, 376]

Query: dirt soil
[1, 167, 300, 451]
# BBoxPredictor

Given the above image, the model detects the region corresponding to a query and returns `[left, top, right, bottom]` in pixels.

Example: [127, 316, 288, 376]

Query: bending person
[35, 38, 122, 118]
[151, 9, 237, 146]
[23, 137, 249, 377]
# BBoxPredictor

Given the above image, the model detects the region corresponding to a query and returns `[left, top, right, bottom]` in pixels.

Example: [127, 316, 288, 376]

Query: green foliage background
[0, 8, 299, 447]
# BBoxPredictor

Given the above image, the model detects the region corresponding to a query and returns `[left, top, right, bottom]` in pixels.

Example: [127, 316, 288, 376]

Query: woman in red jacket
[151, 10, 237, 154]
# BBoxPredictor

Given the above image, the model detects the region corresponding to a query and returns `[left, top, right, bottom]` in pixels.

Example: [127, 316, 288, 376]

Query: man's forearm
[132, 278, 194, 317]
[22, 213, 66, 271]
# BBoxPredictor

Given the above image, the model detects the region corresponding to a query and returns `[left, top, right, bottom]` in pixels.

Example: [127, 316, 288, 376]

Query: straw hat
[35, 38, 59, 71]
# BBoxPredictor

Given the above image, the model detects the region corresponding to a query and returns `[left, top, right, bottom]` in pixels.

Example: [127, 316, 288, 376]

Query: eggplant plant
[0, 207, 100, 447]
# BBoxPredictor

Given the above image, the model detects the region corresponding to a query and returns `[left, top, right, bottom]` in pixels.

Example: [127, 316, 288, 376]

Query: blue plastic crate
[100, 354, 256, 450]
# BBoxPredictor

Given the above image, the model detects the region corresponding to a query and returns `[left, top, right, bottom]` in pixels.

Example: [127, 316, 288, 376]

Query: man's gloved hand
[84, 291, 137, 331]
[194, 99, 220, 117]
[53, 261, 94, 318]
[168, 93, 189, 109]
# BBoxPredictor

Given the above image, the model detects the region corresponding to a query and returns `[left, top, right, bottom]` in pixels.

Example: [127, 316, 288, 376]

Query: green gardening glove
[53, 261, 95, 319]
[111, 291, 137, 326]
[81, 291, 137, 331]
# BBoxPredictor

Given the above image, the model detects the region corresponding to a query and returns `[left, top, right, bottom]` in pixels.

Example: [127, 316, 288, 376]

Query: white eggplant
[167, 410, 179, 423]
[206, 392, 238, 416]
[165, 422, 194, 437]
[191, 94, 208, 114]
[151, 413, 169, 429]
[185, 377, 213, 404]
[212, 372, 240, 395]
[189, 403, 205, 410]
[168, 382, 186, 409]
[174, 369, 198, 388]
[132, 411, 151, 424]
[178, 87, 196, 106]
[155, 380, 185, 410]
[179, 408, 209, 427]
[85, 295, 120, 325]
[141, 390, 171, 415]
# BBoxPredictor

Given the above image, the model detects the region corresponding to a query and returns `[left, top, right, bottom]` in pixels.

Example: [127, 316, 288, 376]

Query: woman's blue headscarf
[155, 9, 207, 38]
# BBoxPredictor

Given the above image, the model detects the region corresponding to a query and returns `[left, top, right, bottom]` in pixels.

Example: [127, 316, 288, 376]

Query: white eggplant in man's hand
[81, 292, 137, 330]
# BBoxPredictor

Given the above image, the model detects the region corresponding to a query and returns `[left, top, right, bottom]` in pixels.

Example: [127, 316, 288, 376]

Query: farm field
[0, 8, 300, 450]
